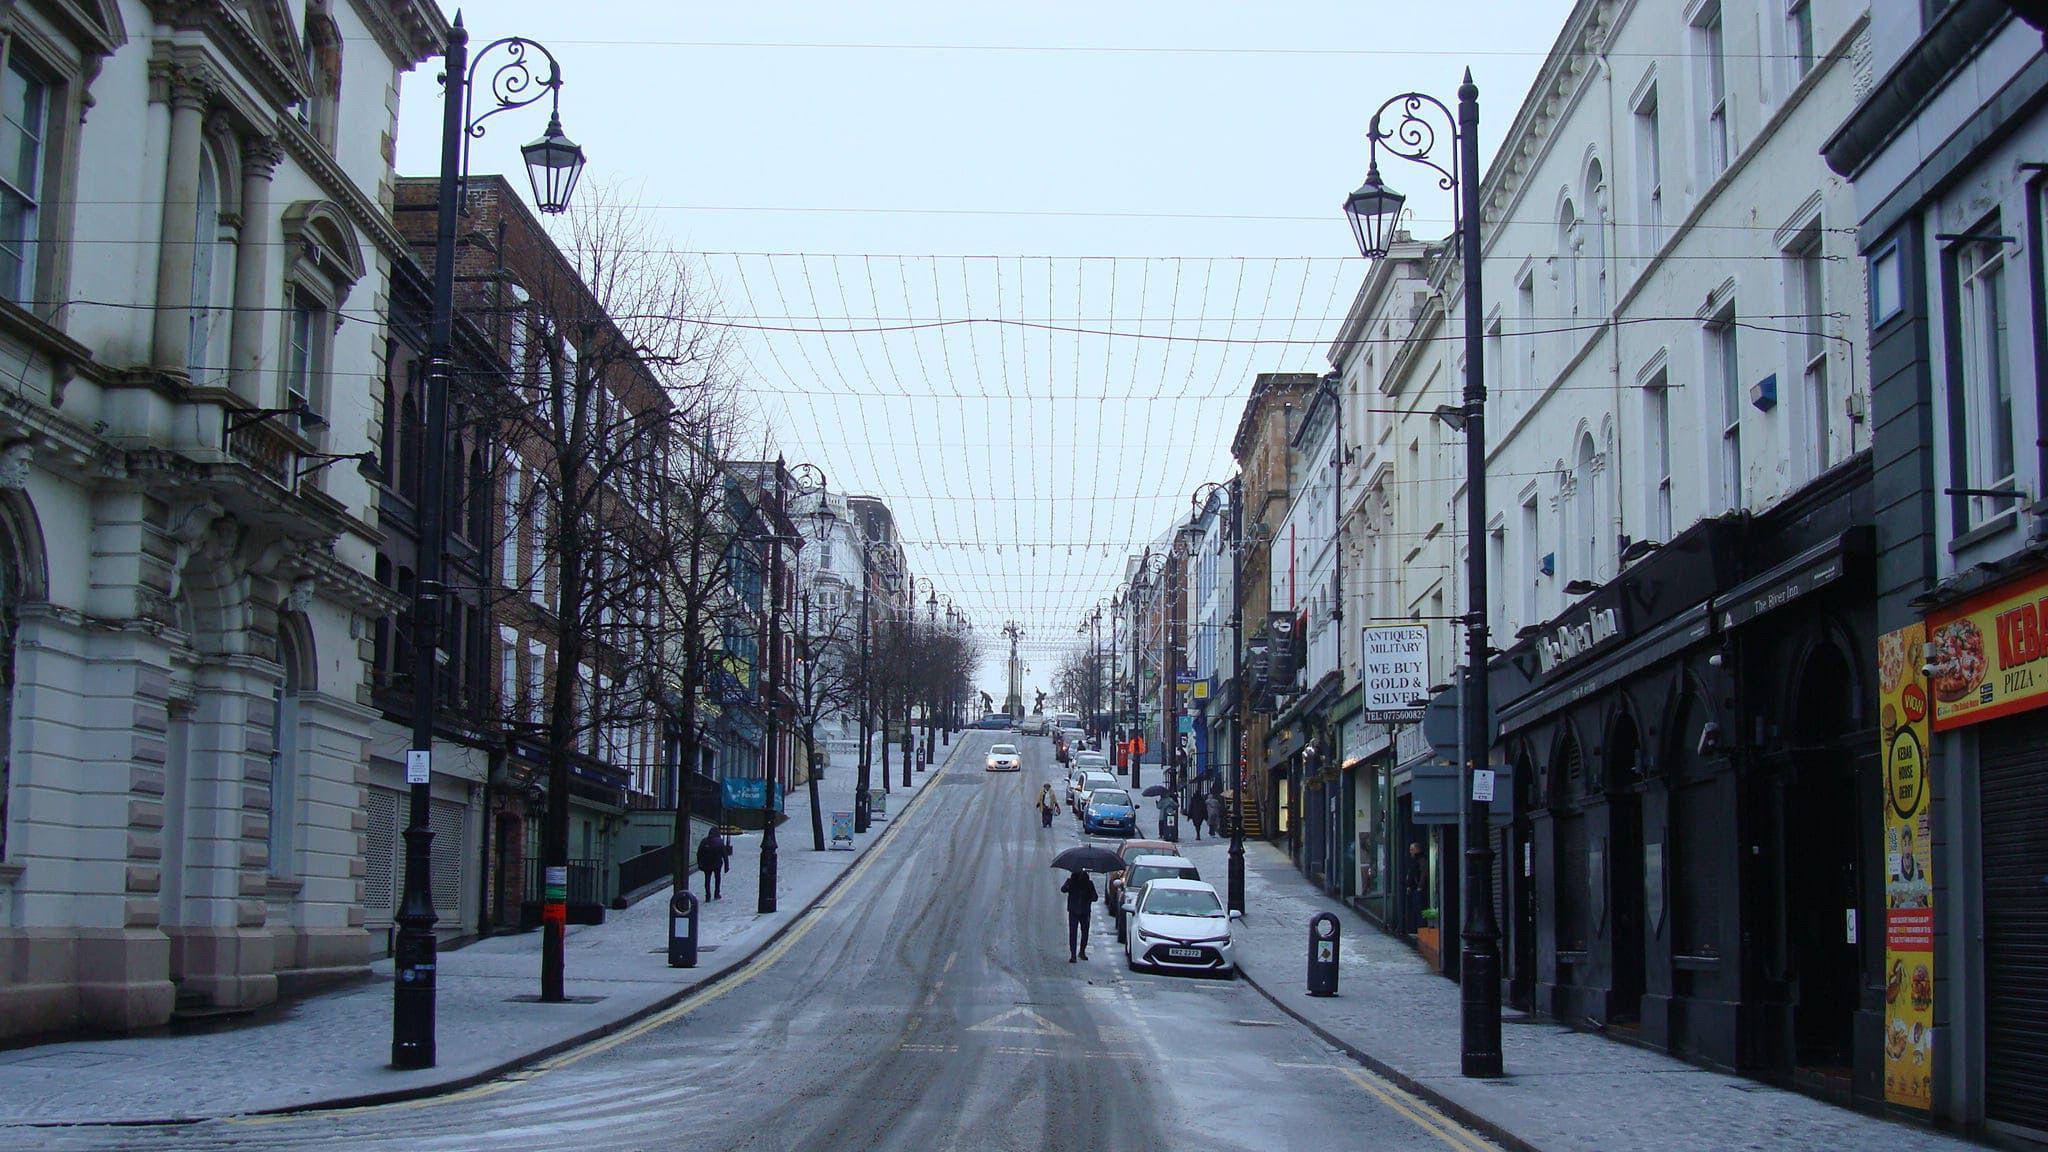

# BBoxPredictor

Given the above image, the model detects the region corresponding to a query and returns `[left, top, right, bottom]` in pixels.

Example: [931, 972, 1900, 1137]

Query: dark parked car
[974, 713, 1013, 730]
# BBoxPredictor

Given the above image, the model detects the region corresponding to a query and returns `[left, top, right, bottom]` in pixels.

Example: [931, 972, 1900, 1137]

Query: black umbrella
[1050, 845, 1125, 873]
[1141, 784, 1171, 798]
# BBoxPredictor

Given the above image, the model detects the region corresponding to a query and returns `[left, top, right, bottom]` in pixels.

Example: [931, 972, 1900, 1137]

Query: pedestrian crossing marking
[966, 1006, 1072, 1036]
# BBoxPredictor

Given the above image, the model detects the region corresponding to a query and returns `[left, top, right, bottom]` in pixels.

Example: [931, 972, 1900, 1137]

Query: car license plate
[1166, 947, 1203, 959]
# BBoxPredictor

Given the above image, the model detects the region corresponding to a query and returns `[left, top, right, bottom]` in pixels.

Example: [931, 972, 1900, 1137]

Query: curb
[26, 739, 968, 1130]
[1234, 942, 1544, 1152]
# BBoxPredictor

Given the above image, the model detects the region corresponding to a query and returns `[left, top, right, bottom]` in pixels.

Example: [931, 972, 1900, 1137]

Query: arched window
[1575, 433, 1599, 581]
[187, 151, 222, 381]
[1558, 196, 1582, 318]
[1585, 159, 1609, 316]
[0, 531, 18, 860]
[466, 446, 488, 544]
[300, 8, 343, 148]
[398, 373, 420, 501]
[268, 624, 304, 877]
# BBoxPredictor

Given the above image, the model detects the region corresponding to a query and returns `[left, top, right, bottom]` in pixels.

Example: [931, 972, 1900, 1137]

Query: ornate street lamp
[1343, 72, 1500, 1080]
[396, 15, 586, 1068]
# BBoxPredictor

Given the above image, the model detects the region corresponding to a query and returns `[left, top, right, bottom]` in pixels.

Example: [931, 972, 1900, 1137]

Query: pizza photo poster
[1877, 621, 1935, 1110]
[1927, 568, 2048, 731]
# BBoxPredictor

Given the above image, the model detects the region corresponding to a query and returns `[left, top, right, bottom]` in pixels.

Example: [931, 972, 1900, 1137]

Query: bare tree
[483, 185, 735, 1002]
[787, 581, 862, 849]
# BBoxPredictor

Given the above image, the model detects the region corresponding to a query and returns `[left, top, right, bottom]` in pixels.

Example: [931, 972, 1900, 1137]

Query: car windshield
[990, 745, 1016, 755]
[1144, 888, 1225, 918]
[1089, 789, 1131, 807]
[1129, 863, 1192, 887]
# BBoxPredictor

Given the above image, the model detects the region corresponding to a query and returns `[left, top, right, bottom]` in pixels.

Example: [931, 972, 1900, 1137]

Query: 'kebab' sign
[1927, 567, 2048, 730]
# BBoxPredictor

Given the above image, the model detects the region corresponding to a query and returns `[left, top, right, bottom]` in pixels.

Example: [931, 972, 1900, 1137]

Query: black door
[1982, 715, 2048, 1138]
[1787, 754, 1858, 1067]
[1789, 649, 1861, 1071]
[1609, 721, 1646, 1025]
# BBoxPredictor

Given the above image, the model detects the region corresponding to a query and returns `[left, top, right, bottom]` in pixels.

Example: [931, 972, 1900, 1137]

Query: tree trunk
[670, 542, 704, 894]
[806, 721, 824, 851]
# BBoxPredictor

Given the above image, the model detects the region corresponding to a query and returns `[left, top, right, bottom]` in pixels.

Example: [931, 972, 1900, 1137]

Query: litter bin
[668, 889, 700, 968]
[1307, 912, 1340, 996]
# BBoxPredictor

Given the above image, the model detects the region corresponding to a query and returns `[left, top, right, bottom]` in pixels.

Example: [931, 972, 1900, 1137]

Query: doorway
[1789, 645, 1859, 1071]
[1608, 718, 1645, 1026]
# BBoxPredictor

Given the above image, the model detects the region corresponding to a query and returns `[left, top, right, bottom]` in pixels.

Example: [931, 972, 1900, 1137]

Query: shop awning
[1711, 527, 1869, 630]
[1498, 603, 1715, 737]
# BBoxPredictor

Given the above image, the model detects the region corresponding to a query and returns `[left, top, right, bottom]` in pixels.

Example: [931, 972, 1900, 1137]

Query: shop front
[1392, 722, 1460, 972]
[1339, 705, 1392, 914]
[1919, 562, 2048, 1139]
[1495, 468, 1878, 1096]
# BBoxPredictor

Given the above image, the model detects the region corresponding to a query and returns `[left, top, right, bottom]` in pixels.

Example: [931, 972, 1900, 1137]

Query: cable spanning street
[9, 732, 1492, 1152]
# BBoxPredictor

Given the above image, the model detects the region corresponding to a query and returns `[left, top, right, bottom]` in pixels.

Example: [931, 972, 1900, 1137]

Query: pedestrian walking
[1188, 791, 1207, 841]
[1205, 791, 1224, 836]
[696, 831, 725, 900]
[1037, 783, 1060, 829]
[1403, 840, 1426, 935]
[1061, 869, 1098, 962]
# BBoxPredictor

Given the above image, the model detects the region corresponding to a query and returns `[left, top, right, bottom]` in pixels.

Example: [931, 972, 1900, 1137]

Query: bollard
[1307, 912, 1340, 996]
[668, 889, 700, 968]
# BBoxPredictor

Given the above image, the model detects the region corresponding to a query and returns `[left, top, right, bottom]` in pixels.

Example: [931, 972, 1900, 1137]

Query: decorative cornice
[148, 2, 308, 110]
[342, 0, 450, 67]
[276, 117, 410, 267]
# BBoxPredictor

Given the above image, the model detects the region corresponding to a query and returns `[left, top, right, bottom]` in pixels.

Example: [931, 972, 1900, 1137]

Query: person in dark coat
[1061, 869, 1098, 962]
[697, 832, 725, 900]
[1187, 791, 1207, 841]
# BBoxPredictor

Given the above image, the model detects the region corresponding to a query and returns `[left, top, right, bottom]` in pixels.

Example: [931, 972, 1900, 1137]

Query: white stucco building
[0, 0, 442, 1040]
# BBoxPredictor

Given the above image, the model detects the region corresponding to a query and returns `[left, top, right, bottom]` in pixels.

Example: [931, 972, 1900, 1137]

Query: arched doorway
[1608, 713, 1645, 1025]
[1553, 728, 1590, 1003]
[1789, 642, 1861, 1073]
[1511, 748, 1538, 1008]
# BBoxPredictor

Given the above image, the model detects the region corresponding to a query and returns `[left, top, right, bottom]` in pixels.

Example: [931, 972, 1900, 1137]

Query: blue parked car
[1082, 787, 1138, 837]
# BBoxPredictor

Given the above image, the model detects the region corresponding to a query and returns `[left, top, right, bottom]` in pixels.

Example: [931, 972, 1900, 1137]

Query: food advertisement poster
[1877, 622, 1935, 1110]
[1927, 568, 2048, 730]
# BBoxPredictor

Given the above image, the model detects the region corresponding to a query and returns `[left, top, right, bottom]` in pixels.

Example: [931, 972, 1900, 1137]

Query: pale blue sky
[396, 1, 1574, 697]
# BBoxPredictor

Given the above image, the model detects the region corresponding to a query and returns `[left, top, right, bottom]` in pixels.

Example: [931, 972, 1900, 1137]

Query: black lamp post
[855, 540, 895, 831]
[1131, 552, 1167, 790]
[395, 15, 584, 1070]
[1345, 74, 1499, 1079]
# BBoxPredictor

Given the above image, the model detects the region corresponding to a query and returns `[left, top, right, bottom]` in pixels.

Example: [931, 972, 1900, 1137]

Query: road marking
[966, 1006, 1071, 1037]
[233, 750, 963, 1126]
[1333, 1066, 1495, 1152]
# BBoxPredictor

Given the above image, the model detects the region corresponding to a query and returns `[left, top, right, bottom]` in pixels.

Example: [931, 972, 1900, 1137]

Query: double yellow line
[1335, 1065, 1497, 1152]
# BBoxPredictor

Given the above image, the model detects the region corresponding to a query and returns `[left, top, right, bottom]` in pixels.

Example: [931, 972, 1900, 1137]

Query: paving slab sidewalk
[0, 735, 958, 1127]
[1173, 836, 1983, 1152]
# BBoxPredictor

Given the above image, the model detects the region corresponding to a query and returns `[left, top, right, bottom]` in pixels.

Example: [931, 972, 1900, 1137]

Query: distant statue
[1035, 690, 1047, 712]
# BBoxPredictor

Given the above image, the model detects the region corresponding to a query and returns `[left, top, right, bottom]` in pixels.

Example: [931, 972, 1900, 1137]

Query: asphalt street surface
[11, 732, 1495, 1152]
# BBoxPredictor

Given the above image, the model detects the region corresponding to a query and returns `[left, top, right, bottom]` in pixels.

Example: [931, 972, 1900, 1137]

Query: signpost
[1363, 624, 1430, 722]
[720, 777, 782, 813]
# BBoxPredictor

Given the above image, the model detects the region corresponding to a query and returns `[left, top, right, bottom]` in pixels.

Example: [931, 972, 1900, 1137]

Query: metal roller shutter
[364, 787, 400, 923]
[1981, 716, 2048, 1138]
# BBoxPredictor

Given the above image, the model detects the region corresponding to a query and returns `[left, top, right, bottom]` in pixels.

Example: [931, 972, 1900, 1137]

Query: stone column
[150, 68, 211, 374]
[227, 137, 281, 404]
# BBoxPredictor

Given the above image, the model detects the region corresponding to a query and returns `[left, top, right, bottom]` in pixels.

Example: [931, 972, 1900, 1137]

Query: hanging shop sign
[1927, 566, 2048, 730]
[1877, 621, 1935, 1110]
[1362, 624, 1430, 722]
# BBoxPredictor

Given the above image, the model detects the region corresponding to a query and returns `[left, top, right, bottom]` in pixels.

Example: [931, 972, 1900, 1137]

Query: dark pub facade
[1489, 455, 1883, 1106]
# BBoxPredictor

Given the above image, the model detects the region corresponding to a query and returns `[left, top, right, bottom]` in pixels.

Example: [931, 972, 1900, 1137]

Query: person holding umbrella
[1050, 845, 1121, 963]
[1061, 869, 1098, 961]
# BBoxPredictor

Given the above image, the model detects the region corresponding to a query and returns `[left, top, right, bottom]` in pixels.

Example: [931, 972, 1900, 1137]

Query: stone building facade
[0, 0, 444, 1040]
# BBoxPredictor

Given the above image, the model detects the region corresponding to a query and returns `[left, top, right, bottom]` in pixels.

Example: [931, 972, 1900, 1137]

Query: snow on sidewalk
[1174, 836, 1978, 1152]
[0, 736, 956, 1127]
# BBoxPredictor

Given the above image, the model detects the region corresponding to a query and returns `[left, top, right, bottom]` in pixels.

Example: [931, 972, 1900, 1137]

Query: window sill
[1948, 510, 2018, 555]
[0, 862, 24, 885]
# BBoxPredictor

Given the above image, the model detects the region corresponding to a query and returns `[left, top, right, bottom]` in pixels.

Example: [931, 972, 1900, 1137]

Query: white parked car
[1069, 769, 1118, 811]
[1071, 751, 1111, 774]
[985, 743, 1023, 772]
[1125, 879, 1239, 976]
[1020, 714, 1052, 735]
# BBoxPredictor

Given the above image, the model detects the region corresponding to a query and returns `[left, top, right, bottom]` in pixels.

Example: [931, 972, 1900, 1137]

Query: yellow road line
[1335, 1065, 1493, 1152]
[235, 751, 961, 1126]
